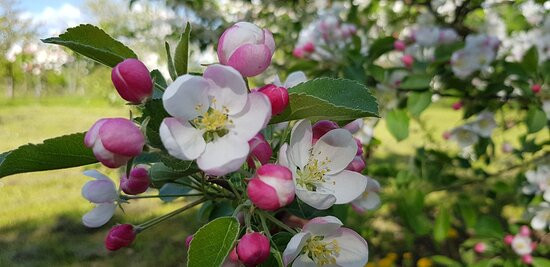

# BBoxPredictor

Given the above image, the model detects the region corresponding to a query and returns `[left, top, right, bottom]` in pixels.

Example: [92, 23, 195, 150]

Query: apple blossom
[452, 101, 463, 110]
[346, 156, 366, 173]
[237, 232, 270, 266]
[283, 216, 368, 266]
[449, 125, 479, 148]
[105, 224, 136, 251]
[111, 58, 153, 104]
[159, 64, 271, 176]
[185, 235, 193, 249]
[217, 22, 275, 77]
[531, 84, 542, 93]
[274, 71, 307, 89]
[474, 242, 486, 253]
[257, 84, 289, 116]
[81, 170, 117, 228]
[351, 176, 381, 213]
[528, 202, 550, 231]
[84, 118, 145, 168]
[343, 119, 364, 134]
[311, 120, 339, 144]
[120, 166, 150, 195]
[223, 247, 241, 267]
[522, 254, 533, 265]
[401, 54, 414, 68]
[504, 235, 514, 245]
[354, 119, 376, 145]
[522, 165, 550, 202]
[438, 29, 459, 44]
[247, 164, 295, 211]
[412, 26, 440, 46]
[283, 120, 367, 210]
[470, 111, 497, 137]
[394, 40, 406, 51]
[451, 34, 499, 79]
[247, 133, 273, 168]
[510, 233, 534, 255]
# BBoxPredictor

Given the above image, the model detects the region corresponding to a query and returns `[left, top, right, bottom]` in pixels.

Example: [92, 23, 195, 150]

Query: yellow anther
[296, 157, 330, 191]
[303, 236, 340, 266]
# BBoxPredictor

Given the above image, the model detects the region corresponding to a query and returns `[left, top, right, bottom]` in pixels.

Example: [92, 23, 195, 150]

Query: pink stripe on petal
[85, 119, 108, 147]
[98, 118, 145, 157]
[227, 43, 272, 77]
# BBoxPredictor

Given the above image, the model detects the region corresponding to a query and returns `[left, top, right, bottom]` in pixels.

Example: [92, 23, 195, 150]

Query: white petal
[159, 118, 206, 161]
[163, 75, 210, 121]
[289, 120, 312, 169]
[278, 143, 290, 168]
[82, 203, 116, 228]
[81, 179, 117, 203]
[230, 92, 271, 141]
[366, 176, 381, 192]
[221, 22, 264, 59]
[544, 190, 550, 202]
[83, 170, 110, 180]
[324, 171, 368, 205]
[284, 71, 307, 88]
[531, 213, 547, 230]
[295, 187, 336, 210]
[283, 232, 311, 266]
[303, 216, 343, 236]
[291, 254, 318, 267]
[273, 74, 283, 87]
[352, 192, 380, 212]
[196, 134, 249, 176]
[312, 129, 356, 174]
[204, 64, 248, 115]
[326, 228, 369, 267]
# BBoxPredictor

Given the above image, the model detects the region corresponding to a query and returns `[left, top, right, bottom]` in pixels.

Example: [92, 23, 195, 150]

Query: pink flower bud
[247, 133, 273, 168]
[303, 42, 315, 53]
[120, 166, 150, 195]
[474, 242, 486, 253]
[346, 156, 366, 173]
[247, 164, 294, 211]
[111, 59, 153, 103]
[84, 118, 145, 168]
[394, 40, 406, 51]
[354, 138, 363, 156]
[312, 120, 339, 144]
[343, 119, 364, 134]
[452, 101, 463, 110]
[105, 224, 136, 251]
[257, 84, 289, 116]
[531, 84, 541, 94]
[401, 54, 414, 68]
[522, 254, 533, 265]
[236, 232, 270, 267]
[442, 131, 451, 140]
[293, 47, 305, 58]
[229, 247, 240, 262]
[520, 225, 530, 237]
[217, 22, 275, 77]
[504, 234, 514, 245]
[185, 235, 193, 249]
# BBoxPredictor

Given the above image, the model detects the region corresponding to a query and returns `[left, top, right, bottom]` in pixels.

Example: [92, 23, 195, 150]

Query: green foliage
[399, 74, 432, 90]
[367, 36, 395, 62]
[386, 109, 409, 141]
[525, 106, 547, 133]
[270, 78, 379, 123]
[42, 24, 137, 67]
[407, 91, 432, 117]
[187, 216, 239, 267]
[433, 207, 451, 243]
[0, 132, 96, 178]
[174, 22, 191, 76]
[521, 46, 539, 74]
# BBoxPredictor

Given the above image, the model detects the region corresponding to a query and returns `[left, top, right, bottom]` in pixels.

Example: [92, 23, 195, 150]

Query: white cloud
[23, 3, 92, 37]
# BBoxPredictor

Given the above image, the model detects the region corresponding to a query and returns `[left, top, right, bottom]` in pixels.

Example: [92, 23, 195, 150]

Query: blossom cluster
[446, 111, 497, 148]
[451, 34, 500, 79]
[522, 165, 550, 232]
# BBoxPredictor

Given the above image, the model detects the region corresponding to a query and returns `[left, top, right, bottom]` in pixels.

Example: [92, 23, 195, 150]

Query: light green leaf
[434, 207, 451, 243]
[525, 106, 546, 133]
[431, 256, 461, 267]
[0, 133, 97, 178]
[188, 216, 240, 267]
[270, 78, 379, 124]
[407, 91, 432, 117]
[42, 24, 137, 67]
[386, 109, 409, 141]
[175, 22, 191, 76]
[399, 74, 433, 90]
[475, 216, 504, 238]
[533, 257, 550, 267]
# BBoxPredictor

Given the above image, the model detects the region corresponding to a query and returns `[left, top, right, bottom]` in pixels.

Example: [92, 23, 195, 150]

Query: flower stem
[120, 193, 205, 200]
[135, 197, 207, 232]
[257, 210, 297, 234]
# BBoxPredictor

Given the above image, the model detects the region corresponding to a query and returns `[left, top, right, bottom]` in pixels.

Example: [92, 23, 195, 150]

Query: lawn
[0, 96, 546, 266]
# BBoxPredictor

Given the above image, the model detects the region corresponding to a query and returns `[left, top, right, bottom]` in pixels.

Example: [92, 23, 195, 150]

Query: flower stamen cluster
[304, 236, 340, 265]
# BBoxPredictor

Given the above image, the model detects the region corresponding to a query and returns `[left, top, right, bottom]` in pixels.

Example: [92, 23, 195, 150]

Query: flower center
[296, 156, 331, 191]
[303, 236, 340, 266]
[192, 102, 232, 142]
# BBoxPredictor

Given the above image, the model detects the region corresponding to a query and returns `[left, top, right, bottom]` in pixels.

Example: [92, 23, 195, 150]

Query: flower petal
[230, 92, 271, 141]
[303, 216, 343, 236]
[278, 143, 290, 168]
[263, 29, 275, 54]
[351, 192, 380, 213]
[284, 71, 307, 88]
[83, 170, 110, 180]
[227, 43, 272, 77]
[218, 22, 264, 63]
[196, 134, 250, 176]
[289, 120, 312, 169]
[163, 74, 210, 121]
[531, 213, 547, 230]
[160, 118, 206, 161]
[326, 228, 369, 267]
[82, 203, 116, 228]
[324, 170, 367, 205]
[92, 139, 131, 168]
[81, 179, 117, 203]
[291, 254, 318, 267]
[295, 187, 336, 210]
[312, 129, 356, 174]
[203, 64, 248, 115]
[84, 119, 107, 147]
[283, 232, 311, 266]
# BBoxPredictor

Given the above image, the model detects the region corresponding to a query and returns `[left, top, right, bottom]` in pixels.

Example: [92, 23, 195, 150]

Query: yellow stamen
[296, 155, 331, 191]
[304, 236, 340, 266]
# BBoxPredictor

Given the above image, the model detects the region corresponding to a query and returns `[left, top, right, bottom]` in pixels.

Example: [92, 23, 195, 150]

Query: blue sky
[17, 0, 90, 37]
[19, 0, 84, 13]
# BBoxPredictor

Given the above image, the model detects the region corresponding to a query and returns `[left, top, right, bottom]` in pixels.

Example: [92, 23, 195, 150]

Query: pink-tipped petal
[227, 43, 272, 77]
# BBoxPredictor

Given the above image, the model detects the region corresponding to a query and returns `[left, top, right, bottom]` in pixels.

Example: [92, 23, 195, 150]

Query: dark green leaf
[521, 46, 539, 74]
[158, 183, 192, 202]
[0, 133, 97, 178]
[399, 74, 433, 90]
[367, 64, 386, 82]
[150, 69, 166, 99]
[42, 24, 137, 67]
[188, 217, 240, 267]
[175, 22, 191, 76]
[386, 109, 409, 141]
[525, 106, 546, 133]
[138, 99, 170, 149]
[407, 91, 432, 117]
[367, 36, 395, 61]
[164, 41, 177, 81]
[270, 78, 379, 124]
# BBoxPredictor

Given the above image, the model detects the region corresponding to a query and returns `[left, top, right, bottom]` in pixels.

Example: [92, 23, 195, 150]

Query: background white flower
[81, 170, 117, 228]
[351, 176, 381, 213]
[522, 165, 550, 201]
[528, 202, 550, 231]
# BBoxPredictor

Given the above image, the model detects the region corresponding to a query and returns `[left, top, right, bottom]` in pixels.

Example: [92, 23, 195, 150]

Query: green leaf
[0, 132, 97, 178]
[475, 216, 504, 238]
[386, 109, 409, 141]
[164, 41, 177, 81]
[150, 69, 166, 99]
[285, 199, 333, 219]
[399, 74, 432, 90]
[270, 78, 379, 124]
[42, 24, 137, 67]
[149, 162, 194, 187]
[367, 64, 386, 82]
[521, 46, 539, 74]
[431, 256, 461, 267]
[367, 36, 395, 61]
[188, 216, 240, 267]
[175, 22, 191, 76]
[407, 91, 432, 117]
[525, 106, 546, 133]
[433, 207, 451, 243]
[458, 198, 477, 229]
[138, 99, 170, 149]
[533, 257, 550, 267]
[158, 183, 192, 202]
[159, 153, 195, 172]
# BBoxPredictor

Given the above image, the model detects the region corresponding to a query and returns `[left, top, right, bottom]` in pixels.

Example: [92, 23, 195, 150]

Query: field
[0, 96, 546, 266]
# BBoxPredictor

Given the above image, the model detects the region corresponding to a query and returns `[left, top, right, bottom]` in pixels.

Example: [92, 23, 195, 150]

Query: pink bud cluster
[503, 226, 537, 265]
